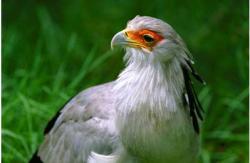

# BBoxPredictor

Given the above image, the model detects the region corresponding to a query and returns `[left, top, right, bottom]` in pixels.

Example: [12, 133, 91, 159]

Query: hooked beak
[111, 29, 149, 50]
[111, 30, 128, 50]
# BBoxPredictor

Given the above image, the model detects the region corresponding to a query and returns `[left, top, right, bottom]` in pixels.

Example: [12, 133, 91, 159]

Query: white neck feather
[113, 48, 184, 119]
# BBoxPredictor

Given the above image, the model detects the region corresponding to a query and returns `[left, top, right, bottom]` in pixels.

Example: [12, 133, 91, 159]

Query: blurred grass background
[2, 0, 248, 162]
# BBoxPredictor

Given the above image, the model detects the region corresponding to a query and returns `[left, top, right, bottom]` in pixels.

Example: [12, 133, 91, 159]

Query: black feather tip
[29, 151, 43, 163]
[182, 61, 205, 134]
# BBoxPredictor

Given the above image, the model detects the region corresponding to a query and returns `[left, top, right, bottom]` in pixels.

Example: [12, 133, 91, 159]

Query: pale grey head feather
[126, 15, 193, 63]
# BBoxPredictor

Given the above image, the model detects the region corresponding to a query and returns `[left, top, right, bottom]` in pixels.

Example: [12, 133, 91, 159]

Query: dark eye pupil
[143, 34, 154, 42]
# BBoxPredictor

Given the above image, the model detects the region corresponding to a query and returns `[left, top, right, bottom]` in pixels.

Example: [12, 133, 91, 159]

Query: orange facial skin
[125, 29, 164, 51]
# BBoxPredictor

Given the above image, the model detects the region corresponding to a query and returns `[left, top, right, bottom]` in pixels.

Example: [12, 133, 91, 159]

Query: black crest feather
[182, 59, 205, 134]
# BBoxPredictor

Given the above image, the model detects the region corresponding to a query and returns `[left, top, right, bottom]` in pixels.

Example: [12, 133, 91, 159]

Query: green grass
[3, 1, 248, 163]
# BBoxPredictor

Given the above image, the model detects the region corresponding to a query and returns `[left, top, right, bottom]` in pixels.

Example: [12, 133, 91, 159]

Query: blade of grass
[68, 46, 98, 89]
[18, 93, 33, 153]
[2, 129, 30, 157]
[216, 88, 248, 130]
[201, 149, 211, 163]
[52, 64, 66, 94]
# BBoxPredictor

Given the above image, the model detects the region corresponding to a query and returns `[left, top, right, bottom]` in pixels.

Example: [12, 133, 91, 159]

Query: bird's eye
[143, 34, 154, 43]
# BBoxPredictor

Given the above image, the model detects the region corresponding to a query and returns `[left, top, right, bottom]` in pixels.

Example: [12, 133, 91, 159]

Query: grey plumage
[30, 16, 204, 163]
[36, 82, 119, 163]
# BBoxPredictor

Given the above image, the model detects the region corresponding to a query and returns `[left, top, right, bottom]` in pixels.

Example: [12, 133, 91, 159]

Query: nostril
[124, 32, 128, 37]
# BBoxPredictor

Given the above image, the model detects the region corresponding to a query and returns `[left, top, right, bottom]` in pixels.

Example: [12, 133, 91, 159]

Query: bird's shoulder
[44, 81, 116, 135]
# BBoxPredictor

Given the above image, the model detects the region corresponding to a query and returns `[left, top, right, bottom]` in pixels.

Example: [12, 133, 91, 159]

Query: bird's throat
[113, 56, 184, 119]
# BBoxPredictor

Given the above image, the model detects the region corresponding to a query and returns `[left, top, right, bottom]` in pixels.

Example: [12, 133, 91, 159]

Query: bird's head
[111, 16, 192, 64]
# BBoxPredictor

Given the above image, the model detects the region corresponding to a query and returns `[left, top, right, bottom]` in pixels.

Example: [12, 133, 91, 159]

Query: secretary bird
[30, 15, 205, 163]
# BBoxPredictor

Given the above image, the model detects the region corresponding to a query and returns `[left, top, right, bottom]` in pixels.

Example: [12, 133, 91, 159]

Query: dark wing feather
[182, 59, 205, 134]
[43, 110, 61, 134]
[29, 97, 73, 162]
[44, 96, 74, 134]
[29, 150, 43, 163]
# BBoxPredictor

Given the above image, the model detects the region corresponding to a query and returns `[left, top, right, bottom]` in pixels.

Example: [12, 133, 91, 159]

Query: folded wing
[30, 82, 119, 163]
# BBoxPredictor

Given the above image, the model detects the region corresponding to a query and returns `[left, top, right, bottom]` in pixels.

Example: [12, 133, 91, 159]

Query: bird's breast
[116, 106, 199, 162]
[114, 63, 198, 162]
